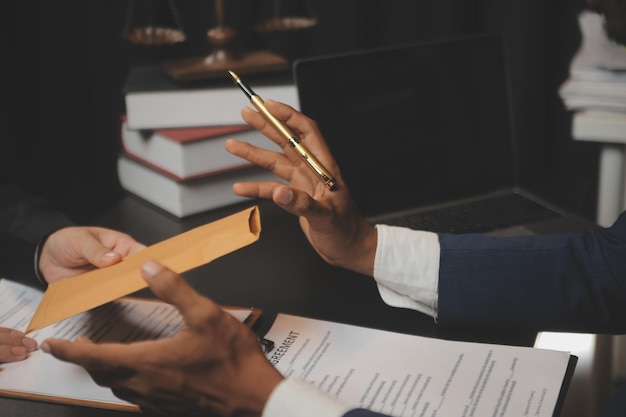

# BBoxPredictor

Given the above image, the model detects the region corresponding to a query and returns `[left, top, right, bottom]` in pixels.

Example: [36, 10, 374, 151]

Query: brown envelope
[26, 205, 261, 334]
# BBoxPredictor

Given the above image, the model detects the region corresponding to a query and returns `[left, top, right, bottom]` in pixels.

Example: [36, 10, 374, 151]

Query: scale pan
[255, 17, 317, 33]
[123, 26, 186, 46]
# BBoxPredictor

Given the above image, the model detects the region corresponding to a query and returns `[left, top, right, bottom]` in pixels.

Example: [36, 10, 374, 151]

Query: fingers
[232, 180, 288, 200]
[262, 100, 335, 156]
[40, 227, 146, 283]
[271, 186, 331, 221]
[241, 103, 294, 152]
[43, 337, 138, 379]
[226, 137, 327, 195]
[0, 327, 37, 362]
[41, 337, 136, 382]
[241, 100, 328, 156]
[244, 100, 315, 137]
[234, 182, 330, 223]
[0, 328, 37, 362]
[41, 338, 87, 363]
[76, 235, 123, 269]
[0, 345, 28, 362]
[44, 227, 139, 269]
[91, 228, 146, 258]
[237, 101, 340, 189]
[140, 261, 222, 330]
[225, 138, 296, 181]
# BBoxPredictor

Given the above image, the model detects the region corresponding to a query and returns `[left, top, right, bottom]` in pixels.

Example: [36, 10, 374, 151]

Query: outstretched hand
[42, 261, 284, 416]
[39, 227, 145, 284]
[1, 227, 144, 363]
[225, 100, 377, 276]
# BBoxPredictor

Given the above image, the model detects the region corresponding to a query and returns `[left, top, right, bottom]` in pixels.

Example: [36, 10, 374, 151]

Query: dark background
[0, 0, 599, 224]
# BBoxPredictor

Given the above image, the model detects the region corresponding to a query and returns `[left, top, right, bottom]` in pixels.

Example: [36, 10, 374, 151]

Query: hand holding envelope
[27, 206, 261, 334]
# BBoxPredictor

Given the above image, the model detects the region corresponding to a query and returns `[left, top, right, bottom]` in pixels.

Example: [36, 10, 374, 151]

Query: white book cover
[559, 78, 626, 98]
[120, 121, 279, 180]
[559, 79, 626, 111]
[123, 66, 299, 129]
[117, 155, 280, 217]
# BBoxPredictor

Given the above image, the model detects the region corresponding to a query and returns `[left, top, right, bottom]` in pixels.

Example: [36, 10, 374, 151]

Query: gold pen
[228, 70, 337, 191]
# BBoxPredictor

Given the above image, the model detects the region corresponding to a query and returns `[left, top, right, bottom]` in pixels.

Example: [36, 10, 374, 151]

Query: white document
[264, 313, 572, 417]
[0, 278, 251, 410]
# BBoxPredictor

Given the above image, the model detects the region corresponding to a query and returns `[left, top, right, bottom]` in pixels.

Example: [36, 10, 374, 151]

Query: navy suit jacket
[343, 213, 626, 417]
[437, 211, 626, 333]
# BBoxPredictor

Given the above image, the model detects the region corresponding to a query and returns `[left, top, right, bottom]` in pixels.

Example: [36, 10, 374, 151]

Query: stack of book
[559, 11, 626, 143]
[118, 65, 298, 217]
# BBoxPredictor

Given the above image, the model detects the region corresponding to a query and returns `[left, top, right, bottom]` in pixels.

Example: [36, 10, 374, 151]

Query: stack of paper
[559, 11, 626, 142]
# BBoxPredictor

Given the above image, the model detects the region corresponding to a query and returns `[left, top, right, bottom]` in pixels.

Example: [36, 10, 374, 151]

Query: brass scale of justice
[121, 0, 317, 82]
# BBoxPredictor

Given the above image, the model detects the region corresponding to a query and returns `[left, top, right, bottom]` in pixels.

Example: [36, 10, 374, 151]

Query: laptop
[293, 34, 593, 236]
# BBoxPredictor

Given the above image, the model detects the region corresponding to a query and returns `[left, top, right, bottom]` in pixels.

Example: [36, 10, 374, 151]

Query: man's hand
[42, 261, 284, 416]
[39, 227, 145, 284]
[225, 100, 378, 276]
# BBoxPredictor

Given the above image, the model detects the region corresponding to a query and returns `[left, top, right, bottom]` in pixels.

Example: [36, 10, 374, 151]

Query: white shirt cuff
[373, 224, 440, 318]
[263, 378, 352, 417]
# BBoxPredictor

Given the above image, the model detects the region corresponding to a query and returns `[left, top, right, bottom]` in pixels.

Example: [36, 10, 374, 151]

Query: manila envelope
[26, 205, 261, 334]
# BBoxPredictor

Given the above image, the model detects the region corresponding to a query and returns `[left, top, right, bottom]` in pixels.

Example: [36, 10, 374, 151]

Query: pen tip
[227, 70, 239, 82]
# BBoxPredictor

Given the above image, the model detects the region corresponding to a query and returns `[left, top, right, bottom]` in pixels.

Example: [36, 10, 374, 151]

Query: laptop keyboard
[377, 194, 561, 234]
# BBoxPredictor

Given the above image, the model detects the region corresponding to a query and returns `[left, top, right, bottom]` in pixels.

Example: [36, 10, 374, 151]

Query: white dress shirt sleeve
[373, 224, 440, 318]
[262, 378, 352, 417]
[262, 225, 442, 417]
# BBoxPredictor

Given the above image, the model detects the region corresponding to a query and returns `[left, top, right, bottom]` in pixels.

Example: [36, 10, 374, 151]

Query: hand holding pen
[228, 71, 337, 191]
[224, 81, 378, 277]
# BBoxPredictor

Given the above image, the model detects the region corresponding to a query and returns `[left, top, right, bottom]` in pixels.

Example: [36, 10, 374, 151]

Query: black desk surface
[3, 196, 540, 417]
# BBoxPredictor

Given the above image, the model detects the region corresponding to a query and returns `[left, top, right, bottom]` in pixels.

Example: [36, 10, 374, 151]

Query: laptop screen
[294, 34, 517, 218]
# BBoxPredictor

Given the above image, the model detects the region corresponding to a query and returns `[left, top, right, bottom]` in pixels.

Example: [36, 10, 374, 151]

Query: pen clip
[259, 337, 275, 354]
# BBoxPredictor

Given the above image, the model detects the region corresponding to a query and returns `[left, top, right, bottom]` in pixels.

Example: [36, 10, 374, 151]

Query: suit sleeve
[437, 211, 626, 333]
[0, 184, 74, 282]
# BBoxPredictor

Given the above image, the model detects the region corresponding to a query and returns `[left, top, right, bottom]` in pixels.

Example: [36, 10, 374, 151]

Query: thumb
[140, 261, 220, 328]
[79, 235, 123, 268]
[272, 186, 329, 222]
[41, 336, 94, 357]
[91, 250, 123, 268]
